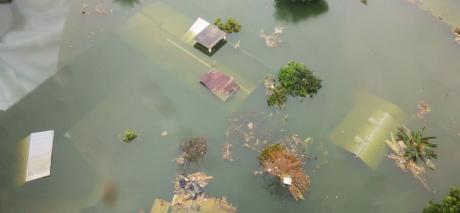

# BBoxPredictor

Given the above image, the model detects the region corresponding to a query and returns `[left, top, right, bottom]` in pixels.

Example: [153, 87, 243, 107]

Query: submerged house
[190, 18, 227, 53]
[200, 70, 239, 101]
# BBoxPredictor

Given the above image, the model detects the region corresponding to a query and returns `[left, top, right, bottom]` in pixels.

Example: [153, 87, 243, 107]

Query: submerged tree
[214, 18, 242, 34]
[424, 187, 460, 213]
[396, 126, 437, 166]
[258, 144, 310, 201]
[177, 137, 208, 168]
[266, 61, 322, 108]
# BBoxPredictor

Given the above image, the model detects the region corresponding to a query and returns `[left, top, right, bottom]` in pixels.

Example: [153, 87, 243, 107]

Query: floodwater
[1, 0, 460, 212]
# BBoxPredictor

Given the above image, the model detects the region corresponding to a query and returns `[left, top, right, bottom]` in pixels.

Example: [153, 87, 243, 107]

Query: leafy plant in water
[214, 17, 242, 34]
[267, 61, 322, 108]
[396, 126, 437, 165]
[424, 187, 460, 213]
[122, 129, 138, 143]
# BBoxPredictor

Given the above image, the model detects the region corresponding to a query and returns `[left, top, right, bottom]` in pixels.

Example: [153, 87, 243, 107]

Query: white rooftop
[25, 130, 54, 182]
[188, 17, 210, 35]
[282, 176, 292, 186]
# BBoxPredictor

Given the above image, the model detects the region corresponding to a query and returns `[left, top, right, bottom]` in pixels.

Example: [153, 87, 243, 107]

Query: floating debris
[161, 131, 168, 137]
[234, 40, 240, 49]
[222, 143, 235, 162]
[174, 172, 213, 200]
[260, 26, 286, 47]
[416, 101, 431, 119]
[385, 133, 433, 191]
[81, 1, 113, 16]
[150, 171, 237, 212]
[247, 122, 255, 130]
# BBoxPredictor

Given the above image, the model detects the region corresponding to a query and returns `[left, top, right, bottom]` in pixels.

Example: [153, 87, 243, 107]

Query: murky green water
[1, 0, 460, 212]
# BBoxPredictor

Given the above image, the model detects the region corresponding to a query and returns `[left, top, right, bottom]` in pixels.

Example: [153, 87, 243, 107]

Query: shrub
[214, 17, 242, 34]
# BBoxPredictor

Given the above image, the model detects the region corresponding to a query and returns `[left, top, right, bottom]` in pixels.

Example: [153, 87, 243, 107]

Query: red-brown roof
[200, 70, 239, 101]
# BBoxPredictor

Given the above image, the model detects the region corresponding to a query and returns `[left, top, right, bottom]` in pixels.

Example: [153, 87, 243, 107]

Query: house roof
[194, 25, 226, 49]
[200, 70, 239, 101]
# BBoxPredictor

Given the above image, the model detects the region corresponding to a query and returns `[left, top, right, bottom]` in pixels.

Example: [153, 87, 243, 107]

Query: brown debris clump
[259, 144, 310, 201]
[416, 101, 431, 119]
[260, 26, 286, 48]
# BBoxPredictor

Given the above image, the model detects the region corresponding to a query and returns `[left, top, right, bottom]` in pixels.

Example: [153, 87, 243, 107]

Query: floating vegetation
[176, 137, 208, 169]
[260, 26, 286, 47]
[214, 18, 242, 34]
[258, 144, 310, 201]
[424, 187, 460, 213]
[266, 61, 322, 108]
[385, 129, 437, 191]
[122, 129, 138, 143]
[417, 102, 432, 119]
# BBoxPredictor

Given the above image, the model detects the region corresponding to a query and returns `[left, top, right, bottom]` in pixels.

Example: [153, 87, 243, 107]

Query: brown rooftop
[194, 25, 226, 52]
[200, 70, 239, 101]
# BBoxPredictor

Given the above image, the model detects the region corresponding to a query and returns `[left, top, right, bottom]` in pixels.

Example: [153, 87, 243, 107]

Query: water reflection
[113, 0, 139, 7]
[274, 0, 329, 23]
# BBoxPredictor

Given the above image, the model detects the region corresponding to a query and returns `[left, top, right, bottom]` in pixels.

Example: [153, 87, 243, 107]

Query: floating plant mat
[330, 92, 407, 169]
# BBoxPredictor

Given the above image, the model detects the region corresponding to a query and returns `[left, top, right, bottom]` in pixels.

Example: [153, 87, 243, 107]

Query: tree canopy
[424, 187, 460, 213]
[267, 61, 322, 108]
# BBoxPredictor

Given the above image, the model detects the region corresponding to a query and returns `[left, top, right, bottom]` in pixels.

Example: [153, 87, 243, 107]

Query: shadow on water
[274, 0, 329, 24]
[113, 0, 140, 7]
[193, 40, 227, 57]
[262, 175, 299, 203]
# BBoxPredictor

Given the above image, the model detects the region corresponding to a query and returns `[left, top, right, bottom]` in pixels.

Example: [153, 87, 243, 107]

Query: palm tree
[396, 126, 437, 165]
